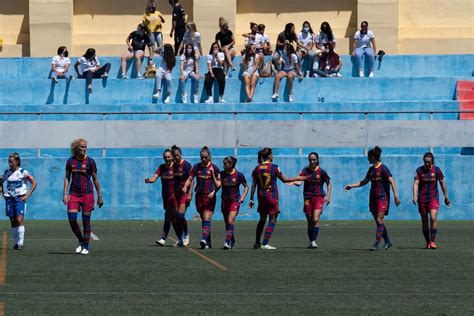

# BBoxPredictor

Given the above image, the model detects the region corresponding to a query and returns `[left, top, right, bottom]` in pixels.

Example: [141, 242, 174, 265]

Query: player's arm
[413, 179, 419, 205]
[240, 180, 249, 204]
[439, 178, 450, 205]
[325, 181, 332, 205]
[63, 168, 71, 205]
[186, 178, 194, 202]
[345, 177, 369, 190]
[91, 171, 104, 208]
[210, 168, 221, 190]
[145, 173, 159, 184]
[277, 173, 306, 183]
[248, 176, 257, 209]
[388, 177, 401, 206]
[183, 174, 195, 193]
[22, 175, 38, 201]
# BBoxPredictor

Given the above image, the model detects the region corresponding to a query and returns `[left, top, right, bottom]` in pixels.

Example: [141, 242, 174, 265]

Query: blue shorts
[6, 197, 26, 218]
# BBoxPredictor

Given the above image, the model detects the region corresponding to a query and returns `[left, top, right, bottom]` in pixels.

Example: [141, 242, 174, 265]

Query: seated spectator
[178, 22, 202, 58]
[296, 21, 316, 77]
[275, 23, 298, 55]
[315, 43, 343, 78]
[352, 21, 377, 77]
[51, 46, 72, 83]
[180, 43, 200, 103]
[153, 44, 176, 103]
[315, 21, 336, 51]
[272, 43, 303, 102]
[257, 24, 272, 56]
[215, 17, 236, 72]
[241, 22, 259, 55]
[204, 42, 226, 103]
[74, 48, 111, 93]
[121, 23, 153, 79]
[241, 45, 262, 102]
[142, 0, 165, 53]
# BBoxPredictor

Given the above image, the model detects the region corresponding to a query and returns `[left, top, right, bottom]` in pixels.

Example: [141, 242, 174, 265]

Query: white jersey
[51, 55, 71, 73]
[180, 54, 196, 73]
[297, 32, 314, 49]
[2, 168, 31, 198]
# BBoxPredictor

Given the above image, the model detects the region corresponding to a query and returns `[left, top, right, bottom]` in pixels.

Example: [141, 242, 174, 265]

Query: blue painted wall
[1, 155, 472, 221]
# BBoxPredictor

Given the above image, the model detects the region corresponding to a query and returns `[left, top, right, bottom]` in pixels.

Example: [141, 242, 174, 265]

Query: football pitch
[1, 220, 473, 315]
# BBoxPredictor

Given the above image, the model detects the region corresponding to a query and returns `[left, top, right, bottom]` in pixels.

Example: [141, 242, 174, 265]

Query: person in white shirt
[0, 152, 38, 250]
[153, 44, 176, 103]
[257, 24, 272, 56]
[178, 22, 202, 59]
[242, 45, 262, 103]
[352, 21, 377, 77]
[296, 21, 316, 77]
[272, 44, 303, 102]
[315, 21, 337, 51]
[74, 48, 111, 93]
[50, 46, 72, 83]
[180, 43, 200, 103]
[204, 42, 226, 103]
[241, 22, 259, 55]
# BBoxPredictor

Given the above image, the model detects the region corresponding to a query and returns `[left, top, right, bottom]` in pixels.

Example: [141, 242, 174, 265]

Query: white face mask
[186, 48, 193, 54]
[213, 48, 219, 54]
[303, 27, 310, 33]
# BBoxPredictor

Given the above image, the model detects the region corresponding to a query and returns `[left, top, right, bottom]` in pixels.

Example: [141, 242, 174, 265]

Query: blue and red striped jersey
[415, 165, 444, 203]
[190, 162, 220, 195]
[155, 163, 175, 198]
[174, 159, 192, 192]
[299, 166, 330, 198]
[220, 170, 247, 202]
[365, 164, 392, 201]
[66, 156, 97, 195]
[252, 162, 282, 200]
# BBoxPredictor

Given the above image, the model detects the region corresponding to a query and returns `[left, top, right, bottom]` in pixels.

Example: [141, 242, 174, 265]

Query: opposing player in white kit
[0, 153, 38, 250]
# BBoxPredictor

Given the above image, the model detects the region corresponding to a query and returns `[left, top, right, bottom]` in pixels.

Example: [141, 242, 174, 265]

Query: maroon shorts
[175, 191, 190, 207]
[418, 200, 439, 214]
[303, 196, 325, 215]
[257, 196, 280, 216]
[67, 194, 94, 212]
[221, 199, 240, 215]
[163, 196, 178, 211]
[370, 198, 389, 215]
[196, 195, 216, 214]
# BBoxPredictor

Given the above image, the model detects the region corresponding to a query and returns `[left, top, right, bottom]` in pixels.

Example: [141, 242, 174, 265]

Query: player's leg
[67, 195, 84, 252]
[157, 204, 173, 246]
[200, 210, 213, 249]
[81, 211, 92, 254]
[371, 211, 385, 251]
[255, 211, 267, 249]
[310, 208, 322, 248]
[419, 205, 431, 248]
[177, 198, 190, 244]
[261, 213, 278, 249]
[429, 208, 439, 249]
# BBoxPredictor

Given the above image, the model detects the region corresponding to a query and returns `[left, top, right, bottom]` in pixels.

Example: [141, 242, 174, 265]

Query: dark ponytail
[368, 146, 382, 161]
[171, 144, 182, 154]
[260, 147, 272, 161]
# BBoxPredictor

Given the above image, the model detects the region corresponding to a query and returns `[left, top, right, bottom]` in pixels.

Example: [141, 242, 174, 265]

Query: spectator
[241, 22, 259, 55]
[314, 43, 343, 78]
[352, 21, 377, 77]
[74, 48, 111, 93]
[178, 22, 202, 59]
[215, 17, 236, 72]
[242, 45, 262, 103]
[204, 42, 226, 104]
[121, 23, 153, 79]
[153, 44, 176, 104]
[296, 21, 316, 77]
[142, 0, 165, 53]
[257, 24, 272, 56]
[315, 21, 336, 51]
[272, 43, 303, 102]
[50, 46, 72, 83]
[169, 0, 186, 55]
[180, 43, 200, 104]
[276, 23, 298, 53]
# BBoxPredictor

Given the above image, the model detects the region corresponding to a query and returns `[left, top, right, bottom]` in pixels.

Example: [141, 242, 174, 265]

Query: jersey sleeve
[213, 165, 220, 179]
[274, 164, 283, 177]
[382, 165, 392, 179]
[299, 169, 307, 177]
[190, 164, 197, 177]
[322, 170, 331, 184]
[365, 167, 371, 180]
[414, 168, 421, 180]
[89, 158, 98, 173]
[155, 165, 162, 177]
[22, 169, 31, 179]
[436, 167, 444, 180]
[66, 159, 72, 171]
[239, 172, 247, 185]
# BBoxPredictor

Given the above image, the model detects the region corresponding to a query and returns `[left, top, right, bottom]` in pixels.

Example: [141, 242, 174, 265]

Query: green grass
[1, 220, 473, 315]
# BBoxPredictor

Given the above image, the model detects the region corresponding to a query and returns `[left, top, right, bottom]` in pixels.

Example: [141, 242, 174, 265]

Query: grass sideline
[0, 220, 473, 314]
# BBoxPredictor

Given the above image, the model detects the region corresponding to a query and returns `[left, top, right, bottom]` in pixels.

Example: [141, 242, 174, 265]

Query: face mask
[213, 49, 219, 54]
[303, 27, 309, 33]
[63, 51, 69, 57]
[186, 48, 193, 54]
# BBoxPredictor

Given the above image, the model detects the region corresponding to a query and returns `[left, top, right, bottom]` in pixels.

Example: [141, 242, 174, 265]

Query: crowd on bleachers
[49, 0, 379, 102]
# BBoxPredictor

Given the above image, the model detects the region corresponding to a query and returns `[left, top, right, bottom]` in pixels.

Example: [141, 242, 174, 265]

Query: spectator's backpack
[260, 60, 276, 78]
[144, 64, 157, 78]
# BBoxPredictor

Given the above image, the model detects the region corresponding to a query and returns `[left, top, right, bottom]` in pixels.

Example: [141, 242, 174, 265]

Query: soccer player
[63, 138, 103, 255]
[297, 152, 331, 248]
[345, 146, 401, 251]
[249, 148, 306, 250]
[413, 152, 450, 249]
[172, 145, 193, 246]
[0, 152, 37, 250]
[183, 146, 220, 249]
[215, 156, 249, 250]
[145, 149, 180, 246]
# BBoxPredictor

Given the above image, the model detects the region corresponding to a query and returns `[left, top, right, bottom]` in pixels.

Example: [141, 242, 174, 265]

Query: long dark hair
[301, 21, 315, 36]
[209, 42, 221, 54]
[284, 23, 297, 42]
[368, 146, 382, 162]
[162, 44, 176, 70]
[83, 48, 96, 60]
[260, 147, 272, 161]
[145, 0, 157, 15]
[57, 46, 67, 55]
[320, 21, 334, 42]
[243, 45, 255, 63]
[184, 43, 195, 59]
[171, 144, 182, 155]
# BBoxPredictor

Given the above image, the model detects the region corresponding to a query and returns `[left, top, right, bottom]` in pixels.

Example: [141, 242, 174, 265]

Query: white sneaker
[309, 241, 319, 249]
[260, 244, 277, 250]
[336, 73, 342, 77]
[305, 70, 310, 78]
[183, 234, 190, 246]
[205, 97, 213, 104]
[219, 96, 226, 103]
[52, 77, 58, 84]
[75, 244, 83, 254]
[193, 94, 199, 103]
[80, 248, 89, 255]
[137, 74, 143, 80]
[359, 70, 364, 77]
[289, 95, 294, 102]
[200, 239, 208, 249]
[153, 91, 161, 99]
[156, 238, 166, 246]
[121, 73, 127, 79]
[369, 71, 375, 78]
[271, 93, 279, 99]
[223, 242, 231, 250]
[182, 94, 187, 103]
[164, 96, 170, 104]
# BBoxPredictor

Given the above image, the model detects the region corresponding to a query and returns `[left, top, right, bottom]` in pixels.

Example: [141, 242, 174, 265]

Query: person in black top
[121, 23, 153, 79]
[169, 0, 186, 55]
[215, 17, 236, 72]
